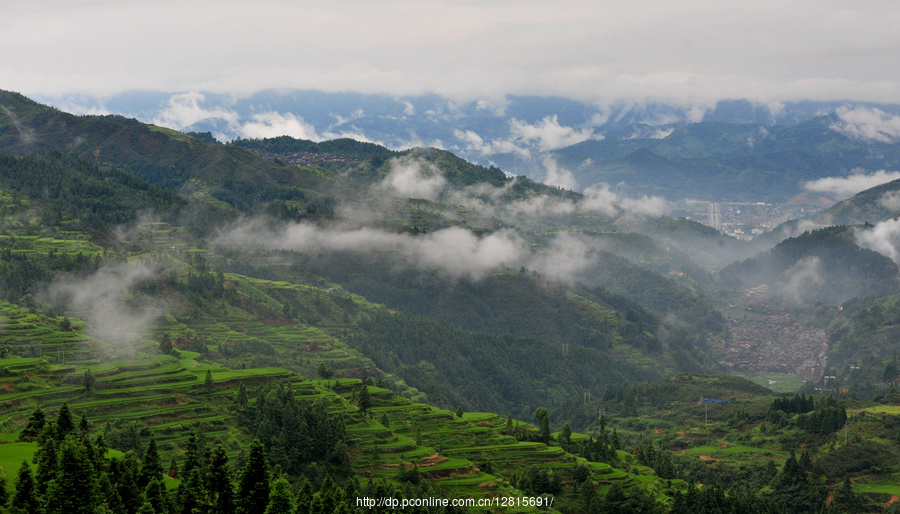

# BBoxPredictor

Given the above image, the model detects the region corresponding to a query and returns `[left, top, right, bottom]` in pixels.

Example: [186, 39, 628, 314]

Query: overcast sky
[4, 0, 900, 105]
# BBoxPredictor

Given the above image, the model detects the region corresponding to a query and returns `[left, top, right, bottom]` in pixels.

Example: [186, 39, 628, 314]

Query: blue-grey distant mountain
[34, 90, 900, 201]
[819, 178, 900, 225]
[549, 115, 900, 202]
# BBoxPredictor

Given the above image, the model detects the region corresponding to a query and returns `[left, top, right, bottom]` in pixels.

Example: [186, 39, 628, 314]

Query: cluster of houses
[715, 314, 827, 381]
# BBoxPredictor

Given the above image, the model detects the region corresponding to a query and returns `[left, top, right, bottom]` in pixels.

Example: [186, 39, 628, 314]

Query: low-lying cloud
[215, 220, 524, 280]
[0, 106, 37, 146]
[148, 92, 387, 144]
[454, 115, 601, 159]
[830, 106, 900, 143]
[583, 183, 669, 217]
[618, 193, 669, 218]
[371, 155, 667, 220]
[510, 115, 599, 152]
[855, 218, 900, 264]
[452, 129, 529, 158]
[541, 157, 579, 190]
[377, 156, 448, 200]
[773, 219, 826, 240]
[879, 190, 900, 212]
[40, 261, 163, 349]
[527, 233, 595, 284]
[779, 256, 823, 306]
[215, 216, 610, 285]
[152, 92, 240, 134]
[240, 111, 321, 141]
[804, 169, 900, 200]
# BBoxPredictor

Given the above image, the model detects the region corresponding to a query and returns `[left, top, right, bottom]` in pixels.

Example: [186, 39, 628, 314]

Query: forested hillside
[718, 226, 899, 306]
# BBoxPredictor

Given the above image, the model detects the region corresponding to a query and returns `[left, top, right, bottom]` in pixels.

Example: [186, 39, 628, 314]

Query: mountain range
[36, 90, 900, 201]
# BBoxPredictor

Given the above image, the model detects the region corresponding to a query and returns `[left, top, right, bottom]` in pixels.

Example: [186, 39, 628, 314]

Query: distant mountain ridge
[0, 90, 317, 193]
[821, 178, 900, 225]
[549, 114, 900, 202]
[32, 89, 900, 202]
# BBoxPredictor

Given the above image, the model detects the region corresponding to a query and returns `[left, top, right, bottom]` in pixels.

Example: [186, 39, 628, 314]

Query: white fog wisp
[215, 220, 524, 281]
[40, 261, 164, 351]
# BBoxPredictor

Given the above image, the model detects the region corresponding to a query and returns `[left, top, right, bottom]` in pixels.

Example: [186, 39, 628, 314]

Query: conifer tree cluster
[235, 381, 350, 476]
[11, 404, 447, 514]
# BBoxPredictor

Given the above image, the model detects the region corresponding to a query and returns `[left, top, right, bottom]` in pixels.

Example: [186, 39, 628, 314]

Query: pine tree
[34, 427, 58, 495]
[206, 444, 235, 514]
[12, 460, 38, 513]
[144, 477, 169, 514]
[834, 475, 864, 512]
[610, 429, 621, 451]
[264, 477, 294, 514]
[96, 472, 122, 514]
[83, 368, 96, 393]
[235, 383, 249, 410]
[177, 468, 205, 514]
[136, 503, 156, 514]
[159, 332, 177, 356]
[357, 385, 372, 416]
[295, 477, 314, 507]
[560, 423, 572, 445]
[534, 408, 550, 444]
[18, 407, 46, 442]
[44, 436, 98, 514]
[56, 402, 76, 440]
[141, 436, 163, 487]
[237, 440, 270, 514]
[182, 432, 201, 476]
[204, 370, 215, 394]
[112, 453, 144, 514]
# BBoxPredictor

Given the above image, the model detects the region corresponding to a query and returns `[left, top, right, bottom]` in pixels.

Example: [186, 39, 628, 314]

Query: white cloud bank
[146, 91, 390, 144]
[831, 107, 900, 143]
[377, 156, 448, 200]
[214, 216, 616, 285]
[215, 221, 523, 281]
[152, 92, 240, 132]
[510, 116, 600, 152]
[368, 155, 667, 219]
[804, 170, 900, 200]
[856, 218, 900, 264]
[780, 256, 823, 306]
[454, 115, 601, 160]
[40, 262, 163, 349]
[239, 112, 321, 141]
[541, 157, 579, 190]
[879, 191, 900, 211]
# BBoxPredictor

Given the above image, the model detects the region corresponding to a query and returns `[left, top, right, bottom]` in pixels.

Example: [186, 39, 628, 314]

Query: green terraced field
[684, 443, 790, 457]
[855, 473, 900, 496]
[0, 272, 683, 509]
[749, 373, 807, 393]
